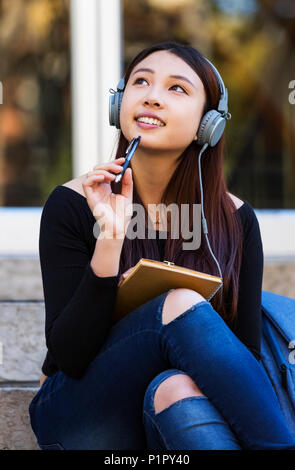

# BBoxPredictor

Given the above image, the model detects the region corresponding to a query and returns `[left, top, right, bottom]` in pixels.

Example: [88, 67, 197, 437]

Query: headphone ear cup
[197, 110, 226, 147]
[116, 91, 123, 129]
[109, 94, 115, 127]
[109, 91, 123, 129]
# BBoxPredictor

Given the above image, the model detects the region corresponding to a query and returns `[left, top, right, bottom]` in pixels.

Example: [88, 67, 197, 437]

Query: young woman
[29, 41, 295, 450]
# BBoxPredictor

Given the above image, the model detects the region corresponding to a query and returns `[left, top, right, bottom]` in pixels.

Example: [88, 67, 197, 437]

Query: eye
[170, 84, 187, 93]
[133, 77, 146, 85]
[133, 77, 187, 94]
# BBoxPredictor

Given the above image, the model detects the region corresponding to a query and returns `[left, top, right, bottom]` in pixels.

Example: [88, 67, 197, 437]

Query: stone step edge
[0, 382, 39, 389]
[0, 300, 44, 303]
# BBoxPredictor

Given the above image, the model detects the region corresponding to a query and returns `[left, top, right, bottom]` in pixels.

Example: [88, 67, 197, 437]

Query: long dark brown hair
[110, 41, 243, 328]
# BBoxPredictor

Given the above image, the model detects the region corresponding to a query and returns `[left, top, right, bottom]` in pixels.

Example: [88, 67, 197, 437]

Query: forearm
[90, 238, 124, 277]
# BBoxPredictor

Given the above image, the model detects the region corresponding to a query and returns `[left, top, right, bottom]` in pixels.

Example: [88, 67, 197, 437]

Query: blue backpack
[261, 290, 295, 436]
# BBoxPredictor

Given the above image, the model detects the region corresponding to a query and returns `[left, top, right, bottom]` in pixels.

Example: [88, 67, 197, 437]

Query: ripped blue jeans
[29, 290, 295, 450]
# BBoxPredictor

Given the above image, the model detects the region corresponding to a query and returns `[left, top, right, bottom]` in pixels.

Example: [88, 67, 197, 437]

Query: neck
[130, 147, 180, 207]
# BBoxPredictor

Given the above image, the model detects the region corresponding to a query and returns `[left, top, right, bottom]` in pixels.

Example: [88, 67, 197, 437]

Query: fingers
[92, 157, 126, 171]
[125, 267, 133, 276]
[85, 167, 123, 182]
[82, 170, 116, 200]
[83, 159, 133, 202]
[81, 174, 111, 200]
[118, 267, 134, 286]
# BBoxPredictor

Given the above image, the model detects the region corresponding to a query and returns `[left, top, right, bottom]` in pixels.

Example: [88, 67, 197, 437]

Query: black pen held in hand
[114, 136, 141, 183]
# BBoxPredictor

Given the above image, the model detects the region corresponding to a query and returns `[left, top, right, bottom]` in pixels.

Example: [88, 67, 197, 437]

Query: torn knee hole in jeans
[161, 297, 209, 326]
[154, 395, 208, 416]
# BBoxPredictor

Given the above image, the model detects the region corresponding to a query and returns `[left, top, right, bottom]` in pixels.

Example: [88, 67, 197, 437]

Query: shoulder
[41, 179, 88, 228]
[39, 184, 93, 254]
[232, 199, 263, 250]
[227, 193, 262, 241]
[62, 174, 87, 198]
[227, 192, 244, 210]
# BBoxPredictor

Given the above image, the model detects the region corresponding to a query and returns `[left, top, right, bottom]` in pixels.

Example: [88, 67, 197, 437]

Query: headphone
[109, 56, 231, 147]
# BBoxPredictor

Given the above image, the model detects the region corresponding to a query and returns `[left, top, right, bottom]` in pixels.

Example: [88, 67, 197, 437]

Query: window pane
[0, 0, 71, 206]
[123, 0, 295, 208]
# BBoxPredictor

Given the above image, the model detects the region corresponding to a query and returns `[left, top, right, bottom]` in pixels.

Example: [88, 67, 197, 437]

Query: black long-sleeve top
[40, 185, 264, 380]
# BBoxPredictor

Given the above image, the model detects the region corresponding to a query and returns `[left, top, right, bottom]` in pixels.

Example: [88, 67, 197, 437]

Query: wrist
[90, 237, 124, 277]
[95, 237, 124, 250]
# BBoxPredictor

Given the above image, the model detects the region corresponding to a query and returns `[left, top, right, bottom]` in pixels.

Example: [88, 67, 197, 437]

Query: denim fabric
[261, 336, 295, 436]
[261, 290, 295, 342]
[143, 369, 242, 450]
[29, 289, 295, 450]
[261, 290, 295, 434]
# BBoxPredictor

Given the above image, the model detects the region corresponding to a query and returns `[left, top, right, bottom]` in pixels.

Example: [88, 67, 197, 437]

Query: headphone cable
[198, 143, 224, 304]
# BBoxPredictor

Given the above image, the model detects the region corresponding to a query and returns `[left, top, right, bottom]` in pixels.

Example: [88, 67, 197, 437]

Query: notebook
[114, 258, 223, 322]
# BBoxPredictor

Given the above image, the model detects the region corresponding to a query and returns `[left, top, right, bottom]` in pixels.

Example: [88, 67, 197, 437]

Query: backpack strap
[262, 315, 288, 389]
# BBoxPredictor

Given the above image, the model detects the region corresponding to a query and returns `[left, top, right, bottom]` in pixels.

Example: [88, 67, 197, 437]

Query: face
[120, 50, 207, 153]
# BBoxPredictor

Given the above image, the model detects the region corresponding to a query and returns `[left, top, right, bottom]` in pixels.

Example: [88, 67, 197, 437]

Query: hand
[118, 267, 134, 287]
[40, 373, 48, 387]
[82, 157, 133, 240]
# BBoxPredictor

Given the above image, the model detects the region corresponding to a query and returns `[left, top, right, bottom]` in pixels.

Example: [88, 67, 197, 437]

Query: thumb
[122, 268, 132, 279]
[121, 167, 133, 201]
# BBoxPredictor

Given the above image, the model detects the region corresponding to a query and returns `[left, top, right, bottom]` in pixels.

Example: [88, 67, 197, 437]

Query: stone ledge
[262, 262, 295, 299]
[0, 381, 39, 388]
[0, 388, 40, 450]
[0, 302, 46, 382]
[0, 256, 295, 301]
[0, 256, 294, 300]
[0, 257, 43, 301]
[0, 262, 293, 384]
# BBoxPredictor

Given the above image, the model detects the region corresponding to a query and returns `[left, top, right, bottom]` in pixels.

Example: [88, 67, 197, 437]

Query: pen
[114, 136, 141, 183]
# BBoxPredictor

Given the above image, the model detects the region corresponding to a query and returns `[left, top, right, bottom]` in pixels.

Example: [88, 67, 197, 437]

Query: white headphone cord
[198, 143, 224, 304]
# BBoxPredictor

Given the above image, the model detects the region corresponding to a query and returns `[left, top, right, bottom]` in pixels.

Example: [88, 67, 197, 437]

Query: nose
[141, 82, 164, 108]
[144, 98, 162, 107]
[143, 88, 164, 108]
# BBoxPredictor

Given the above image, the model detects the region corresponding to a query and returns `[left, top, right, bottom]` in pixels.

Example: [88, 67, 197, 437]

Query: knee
[162, 288, 207, 325]
[153, 373, 205, 414]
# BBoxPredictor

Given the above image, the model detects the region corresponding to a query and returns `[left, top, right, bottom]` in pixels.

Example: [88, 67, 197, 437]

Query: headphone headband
[202, 57, 228, 115]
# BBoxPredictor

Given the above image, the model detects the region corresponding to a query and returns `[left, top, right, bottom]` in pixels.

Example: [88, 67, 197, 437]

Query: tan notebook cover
[114, 258, 223, 322]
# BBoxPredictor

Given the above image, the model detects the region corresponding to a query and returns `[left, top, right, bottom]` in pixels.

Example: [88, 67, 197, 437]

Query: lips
[135, 113, 166, 125]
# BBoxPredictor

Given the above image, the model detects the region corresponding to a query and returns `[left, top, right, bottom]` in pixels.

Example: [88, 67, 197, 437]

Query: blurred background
[0, 0, 294, 208]
[0, 0, 71, 205]
[0, 0, 294, 266]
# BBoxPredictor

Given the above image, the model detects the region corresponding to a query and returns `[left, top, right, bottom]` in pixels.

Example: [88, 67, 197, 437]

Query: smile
[135, 116, 165, 127]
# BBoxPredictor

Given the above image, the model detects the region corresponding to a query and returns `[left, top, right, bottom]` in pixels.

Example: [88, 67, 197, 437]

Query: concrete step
[0, 384, 40, 450]
[0, 256, 43, 301]
[262, 261, 295, 299]
[0, 256, 294, 301]
[0, 263, 294, 384]
[0, 301, 46, 382]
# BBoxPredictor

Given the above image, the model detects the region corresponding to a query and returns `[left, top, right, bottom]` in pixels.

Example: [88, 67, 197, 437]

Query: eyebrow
[131, 67, 197, 90]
